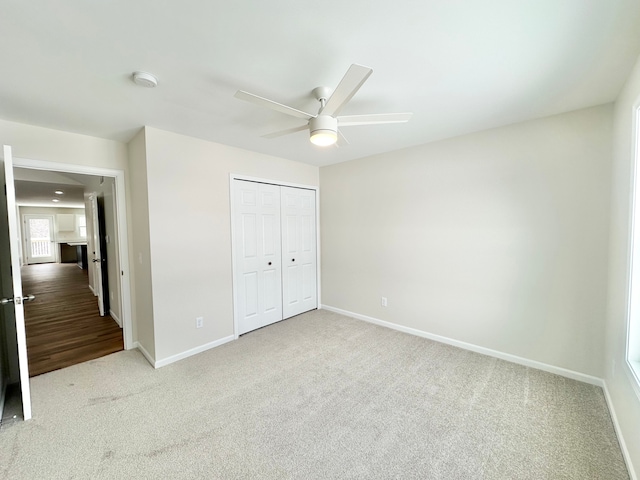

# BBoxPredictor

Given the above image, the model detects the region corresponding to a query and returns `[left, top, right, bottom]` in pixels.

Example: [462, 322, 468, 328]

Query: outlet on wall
[196, 316, 203, 328]
[381, 297, 388, 307]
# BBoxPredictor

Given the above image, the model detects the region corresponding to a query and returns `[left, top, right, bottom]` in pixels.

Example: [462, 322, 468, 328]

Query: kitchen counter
[59, 241, 88, 269]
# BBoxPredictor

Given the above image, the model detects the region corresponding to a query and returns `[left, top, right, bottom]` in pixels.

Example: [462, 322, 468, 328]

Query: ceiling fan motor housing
[309, 115, 337, 134]
[309, 115, 338, 146]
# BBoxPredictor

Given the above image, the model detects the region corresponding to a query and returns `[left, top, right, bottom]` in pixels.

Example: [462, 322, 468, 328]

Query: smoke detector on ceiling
[132, 71, 158, 88]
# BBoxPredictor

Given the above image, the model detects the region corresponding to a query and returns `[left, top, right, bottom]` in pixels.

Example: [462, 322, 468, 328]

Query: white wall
[127, 129, 155, 358]
[142, 127, 319, 362]
[321, 104, 613, 378]
[605, 54, 640, 476]
[0, 119, 127, 171]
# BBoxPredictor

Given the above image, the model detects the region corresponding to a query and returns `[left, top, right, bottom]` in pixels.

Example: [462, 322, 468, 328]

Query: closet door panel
[243, 272, 258, 317]
[281, 186, 317, 319]
[234, 181, 283, 334]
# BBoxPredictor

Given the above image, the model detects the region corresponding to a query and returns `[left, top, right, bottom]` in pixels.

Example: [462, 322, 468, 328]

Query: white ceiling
[13, 168, 104, 208]
[2, 1, 640, 167]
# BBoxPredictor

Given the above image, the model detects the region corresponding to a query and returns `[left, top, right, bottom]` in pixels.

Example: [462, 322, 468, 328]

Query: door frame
[229, 174, 320, 339]
[13, 157, 134, 350]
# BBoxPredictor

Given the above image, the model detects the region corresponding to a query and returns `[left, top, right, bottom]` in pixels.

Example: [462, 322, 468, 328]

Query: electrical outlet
[196, 316, 203, 328]
[381, 297, 388, 307]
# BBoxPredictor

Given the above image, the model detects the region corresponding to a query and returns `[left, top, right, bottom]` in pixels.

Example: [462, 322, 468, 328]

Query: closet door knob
[292, 258, 295, 262]
[268, 262, 272, 266]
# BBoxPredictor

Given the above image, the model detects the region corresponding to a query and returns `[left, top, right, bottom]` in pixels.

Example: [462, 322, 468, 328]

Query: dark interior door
[96, 196, 109, 314]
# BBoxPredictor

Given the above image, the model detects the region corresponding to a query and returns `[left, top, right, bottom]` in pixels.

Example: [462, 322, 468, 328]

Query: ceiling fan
[234, 64, 412, 147]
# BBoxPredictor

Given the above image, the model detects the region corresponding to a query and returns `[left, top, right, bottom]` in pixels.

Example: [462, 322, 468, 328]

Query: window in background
[23, 214, 56, 264]
[28, 218, 52, 257]
[77, 215, 87, 238]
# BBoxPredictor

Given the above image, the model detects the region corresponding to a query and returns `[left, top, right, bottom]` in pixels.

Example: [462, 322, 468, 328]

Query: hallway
[22, 263, 123, 377]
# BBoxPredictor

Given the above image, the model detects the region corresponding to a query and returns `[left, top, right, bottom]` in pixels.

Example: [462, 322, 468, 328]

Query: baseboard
[110, 309, 122, 327]
[154, 335, 235, 369]
[134, 341, 155, 368]
[603, 381, 638, 480]
[321, 304, 603, 387]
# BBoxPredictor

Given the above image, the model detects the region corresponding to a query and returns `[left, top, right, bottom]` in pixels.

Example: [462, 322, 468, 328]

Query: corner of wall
[126, 127, 156, 361]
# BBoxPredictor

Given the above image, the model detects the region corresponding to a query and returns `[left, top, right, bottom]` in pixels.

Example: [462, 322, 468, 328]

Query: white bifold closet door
[280, 186, 317, 319]
[234, 181, 283, 334]
[234, 180, 317, 335]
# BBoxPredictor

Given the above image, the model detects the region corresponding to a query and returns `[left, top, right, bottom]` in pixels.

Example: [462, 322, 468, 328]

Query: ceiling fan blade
[338, 112, 413, 126]
[235, 90, 315, 120]
[321, 64, 373, 117]
[261, 124, 309, 139]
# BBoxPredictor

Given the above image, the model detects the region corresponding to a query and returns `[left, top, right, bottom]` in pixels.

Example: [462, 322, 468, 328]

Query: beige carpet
[0, 309, 629, 479]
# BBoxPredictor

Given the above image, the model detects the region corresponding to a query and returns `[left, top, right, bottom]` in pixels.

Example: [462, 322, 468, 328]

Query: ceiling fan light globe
[310, 130, 337, 146]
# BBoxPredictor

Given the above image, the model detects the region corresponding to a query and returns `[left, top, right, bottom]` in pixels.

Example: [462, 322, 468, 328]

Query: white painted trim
[154, 335, 235, 369]
[625, 359, 640, 403]
[12, 157, 134, 351]
[316, 186, 321, 309]
[321, 305, 603, 386]
[229, 179, 240, 340]
[229, 174, 321, 339]
[134, 341, 155, 367]
[624, 103, 640, 394]
[88, 284, 96, 296]
[110, 309, 121, 328]
[603, 381, 638, 480]
[112, 171, 132, 349]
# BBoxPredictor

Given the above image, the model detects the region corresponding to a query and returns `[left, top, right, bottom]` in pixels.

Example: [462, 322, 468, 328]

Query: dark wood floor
[22, 263, 123, 377]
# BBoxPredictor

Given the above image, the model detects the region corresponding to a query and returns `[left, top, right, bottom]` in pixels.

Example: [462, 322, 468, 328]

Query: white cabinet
[56, 214, 75, 231]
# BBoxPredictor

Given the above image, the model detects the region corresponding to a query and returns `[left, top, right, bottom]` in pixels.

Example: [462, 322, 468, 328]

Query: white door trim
[12, 157, 134, 350]
[230, 174, 321, 339]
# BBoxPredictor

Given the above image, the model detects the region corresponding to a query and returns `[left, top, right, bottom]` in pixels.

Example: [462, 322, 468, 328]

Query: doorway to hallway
[22, 263, 122, 376]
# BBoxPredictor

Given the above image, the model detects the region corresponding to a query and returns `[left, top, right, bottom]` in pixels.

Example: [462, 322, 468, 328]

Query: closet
[232, 179, 317, 335]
